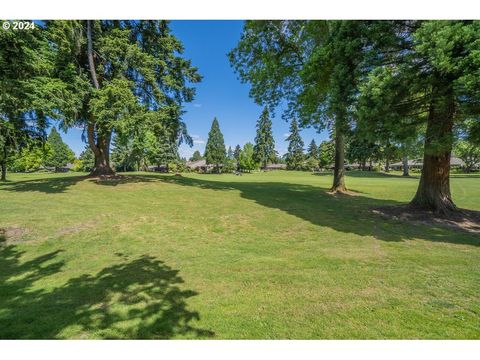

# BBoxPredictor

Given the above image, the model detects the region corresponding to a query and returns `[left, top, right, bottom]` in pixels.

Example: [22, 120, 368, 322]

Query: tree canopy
[45, 20, 200, 175]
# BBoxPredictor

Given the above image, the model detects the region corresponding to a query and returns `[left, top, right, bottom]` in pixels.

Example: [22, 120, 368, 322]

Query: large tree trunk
[1, 144, 7, 181]
[1, 160, 6, 181]
[86, 20, 115, 177]
[402, 154, 409, 177]
[409, 82, 456, 215]
[385, 158, 390, 173]
[331, 123, 347, 192]
[89, 131, 114, 176]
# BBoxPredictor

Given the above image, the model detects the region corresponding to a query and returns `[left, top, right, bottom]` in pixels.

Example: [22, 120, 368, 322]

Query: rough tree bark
[409, 82, 457, 215]
[1, 161, 6, 182]
[402, 154, 409, 177]
[1, 145, 7, 181]
[331, 124, 347, 192]
[86, 20, 115, 176]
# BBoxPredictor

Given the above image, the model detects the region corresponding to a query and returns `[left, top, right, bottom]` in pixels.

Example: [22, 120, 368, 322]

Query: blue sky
[59, 20, 329, 158]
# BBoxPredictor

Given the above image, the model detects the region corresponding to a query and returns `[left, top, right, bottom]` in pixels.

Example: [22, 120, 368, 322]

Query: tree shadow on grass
[126, 174, 478, 246]
[0, 175, 87, 194]
[313, 171, 421, 179]
[0, 246, 214, 339]
[2, 173, 478, 246]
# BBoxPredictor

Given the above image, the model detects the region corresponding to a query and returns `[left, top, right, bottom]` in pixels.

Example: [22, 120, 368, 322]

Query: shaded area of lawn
[2, 173, 478, 246]
[0, 245, 214, 339]
[0, 174, 87, 194]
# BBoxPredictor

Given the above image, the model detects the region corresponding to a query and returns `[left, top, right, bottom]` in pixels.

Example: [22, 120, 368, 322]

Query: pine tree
[189, 150, 203, 162]
[307, 139, 319, 160]
[233, 144, 241, 161]
[204, 117, 226, 173]
[227, 146, 234, 160]
[79, 145, 95, 172]
[45, 127, 74, 171]
[285, 119, 304, 170]
[253, 107, 276, 168]
[319, 140, 335, 169]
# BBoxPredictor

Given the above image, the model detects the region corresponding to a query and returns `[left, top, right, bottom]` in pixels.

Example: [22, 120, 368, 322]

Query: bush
[70, 159, 84, 172]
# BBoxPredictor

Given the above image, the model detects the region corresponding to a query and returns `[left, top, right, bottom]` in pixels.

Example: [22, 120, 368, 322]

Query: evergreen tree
[319, 140, 335, 169]
[358, 20, 480, 213]
[253, 107, 276, 168]
[233, 144, 242, 161]
[0, 121, 16, 181]
[78, 145, 95, 172]
[45, 127, 75, 171]
[227, 146, 234, 160]
[307, 139, 319, 160]
[204, 117, 226, 173]
[230, 21, 367, 192]
[285, 119, 305, 170]
[145, 127, 179, 171]
[0, 22, 73, 180]
[189, 150, 203, 162]
[111, 134, 137, 172]
[46, 20, 200, 176]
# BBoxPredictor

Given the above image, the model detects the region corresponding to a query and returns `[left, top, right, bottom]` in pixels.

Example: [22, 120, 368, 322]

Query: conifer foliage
[204, 117, 226, 172]
[285, 119, 304, 170]
[253, 107, 276, 168]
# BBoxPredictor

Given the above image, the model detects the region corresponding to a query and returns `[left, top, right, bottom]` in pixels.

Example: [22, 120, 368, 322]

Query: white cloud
[191, 134, 205, 144]
[283, 132, 290, 138]
[193, 103, 202, 108]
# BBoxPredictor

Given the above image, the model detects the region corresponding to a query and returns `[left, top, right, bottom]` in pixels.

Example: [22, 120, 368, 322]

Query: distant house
[345, 163, 361, 170]
[46, 163, 74, 173]
[147, 165, 168, 172]
[186, 159, 222, 172]
[391, 157, 466, 171]
[326, 162, 366, 171]
[390, 159, 423, 171]
[265, 163, 287, 170]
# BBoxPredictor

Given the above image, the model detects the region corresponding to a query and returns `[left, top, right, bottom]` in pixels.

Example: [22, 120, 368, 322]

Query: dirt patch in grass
[0, 226, 29, 244]
[91, 174, 126, 182]
[373, 205, 480, 235]
[57, 222, 96, 236]
[326, 190, 360, 197]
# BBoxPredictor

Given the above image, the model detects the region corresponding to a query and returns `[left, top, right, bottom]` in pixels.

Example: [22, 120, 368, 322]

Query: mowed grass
[0, 170, 479, 339]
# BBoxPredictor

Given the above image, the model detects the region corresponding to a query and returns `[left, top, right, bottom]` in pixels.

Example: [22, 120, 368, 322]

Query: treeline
[230, 20, 480, 214]
[188, 112, 337, 173]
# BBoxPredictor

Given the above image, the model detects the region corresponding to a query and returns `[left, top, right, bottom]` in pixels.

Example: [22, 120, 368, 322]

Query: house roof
[391, 157, 466, 167]
[186, 160, 207, 168]
[265, 163, 287, 169]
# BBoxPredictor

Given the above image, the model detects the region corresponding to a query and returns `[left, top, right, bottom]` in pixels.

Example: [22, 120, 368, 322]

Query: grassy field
[0, 170, 479, 339]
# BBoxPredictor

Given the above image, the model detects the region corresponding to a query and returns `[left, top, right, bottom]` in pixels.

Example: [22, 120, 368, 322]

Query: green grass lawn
[0, 170, 479, 339]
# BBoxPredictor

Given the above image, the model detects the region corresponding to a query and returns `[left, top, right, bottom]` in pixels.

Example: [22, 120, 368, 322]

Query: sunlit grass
[0, 170, 479, 339]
